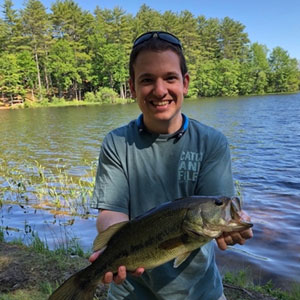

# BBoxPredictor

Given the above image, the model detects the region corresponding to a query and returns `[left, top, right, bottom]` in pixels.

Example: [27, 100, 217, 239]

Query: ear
[129, 78, 136, 98]
[183, 73, 190, 96]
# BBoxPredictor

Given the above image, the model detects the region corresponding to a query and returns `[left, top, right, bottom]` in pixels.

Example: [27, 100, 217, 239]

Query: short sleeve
[90, 133, 129, 214]
[195, 133, 234, 197]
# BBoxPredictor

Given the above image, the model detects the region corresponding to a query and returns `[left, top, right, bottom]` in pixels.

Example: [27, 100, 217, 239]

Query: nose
[153, 79, 167, 98]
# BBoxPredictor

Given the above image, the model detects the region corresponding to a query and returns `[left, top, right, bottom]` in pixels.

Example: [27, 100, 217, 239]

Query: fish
[49, 196, 252, 300]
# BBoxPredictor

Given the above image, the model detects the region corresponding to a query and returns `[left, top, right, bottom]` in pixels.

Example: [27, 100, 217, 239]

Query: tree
[1, 0, 24, 52]
[50, 0, 93, 99]
[194, 59, 219, 97]
[16, 50, 36, 99]
[133, 4, 162, 37]
[161, 10, 180, 34]
[21, 0, 50, 99]
[268, 47, 299, 92]
[216, 59, 240, 96]
[249, 43, 270, 94]
[196, 16, 221, 60]
[48, 39, 77, 97]
[219, 17, 250, 60]
[0, 52, 24, 100]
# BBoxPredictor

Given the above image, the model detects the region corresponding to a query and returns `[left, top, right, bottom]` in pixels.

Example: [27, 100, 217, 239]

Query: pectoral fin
[173, 252, 192, 268]
[93, 221, 128, 252]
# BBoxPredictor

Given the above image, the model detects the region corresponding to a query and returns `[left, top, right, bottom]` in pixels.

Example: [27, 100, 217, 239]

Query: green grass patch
[223, 270, 300, 300]
[0, 289, 49, 300]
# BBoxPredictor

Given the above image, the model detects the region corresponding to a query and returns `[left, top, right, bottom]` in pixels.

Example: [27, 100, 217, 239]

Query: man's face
[129, 50, 189, 134]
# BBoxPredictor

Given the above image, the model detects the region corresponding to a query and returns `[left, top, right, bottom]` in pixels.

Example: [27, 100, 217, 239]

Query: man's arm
[89, 210, 144, 284]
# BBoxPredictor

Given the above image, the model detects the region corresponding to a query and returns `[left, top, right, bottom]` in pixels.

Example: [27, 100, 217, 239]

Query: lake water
[1, 93, 299, 289]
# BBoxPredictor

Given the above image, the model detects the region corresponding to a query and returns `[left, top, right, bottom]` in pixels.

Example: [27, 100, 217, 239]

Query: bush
[97, 87, 118, 103]
[84, 87, 119, 104]
[51, 96, 66, 104]
[83, 92, 96, 103]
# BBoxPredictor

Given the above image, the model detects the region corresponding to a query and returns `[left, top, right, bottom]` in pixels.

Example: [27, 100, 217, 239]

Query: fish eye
[215, 199, 223, 206]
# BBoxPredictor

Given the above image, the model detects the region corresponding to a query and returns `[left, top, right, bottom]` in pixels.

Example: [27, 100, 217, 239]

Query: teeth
[152, 101, 170, 106]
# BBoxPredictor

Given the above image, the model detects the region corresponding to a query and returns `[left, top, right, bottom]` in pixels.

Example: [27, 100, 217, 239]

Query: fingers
[131, 267, 145, 277]
[113, 266, 127, 284]
[102, 266, 144, 285]
[216, 235, 228, 251]
[216, 228, 253, 251]
[240, 228, 253, 240]
[102, 266, 126, 284]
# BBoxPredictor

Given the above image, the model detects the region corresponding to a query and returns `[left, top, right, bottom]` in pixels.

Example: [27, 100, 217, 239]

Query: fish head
[183, 196, 253, 239]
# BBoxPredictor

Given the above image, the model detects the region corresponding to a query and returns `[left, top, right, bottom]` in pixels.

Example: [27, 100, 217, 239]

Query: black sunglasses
[133, 31, 182, 49]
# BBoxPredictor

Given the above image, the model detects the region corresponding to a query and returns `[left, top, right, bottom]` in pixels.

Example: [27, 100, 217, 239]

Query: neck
[143, 114, 183, 134]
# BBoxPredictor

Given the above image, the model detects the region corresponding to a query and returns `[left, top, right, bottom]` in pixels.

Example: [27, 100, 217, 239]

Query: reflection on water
[1, 94, 300, 288]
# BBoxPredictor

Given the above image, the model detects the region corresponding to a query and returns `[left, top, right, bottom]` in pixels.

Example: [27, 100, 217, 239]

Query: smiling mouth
[150, 100, 173, 107]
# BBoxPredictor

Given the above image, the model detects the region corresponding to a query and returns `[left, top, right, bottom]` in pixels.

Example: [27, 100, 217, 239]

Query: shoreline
[1, 91, 299, 111]
[0, 239, 298, 300]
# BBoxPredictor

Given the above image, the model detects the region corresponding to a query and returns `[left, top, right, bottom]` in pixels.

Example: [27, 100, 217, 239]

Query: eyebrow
[138, 71, 180, 79]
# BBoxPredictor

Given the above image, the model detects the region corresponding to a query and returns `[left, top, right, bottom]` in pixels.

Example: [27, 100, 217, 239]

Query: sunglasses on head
[133, 31, 182, 49]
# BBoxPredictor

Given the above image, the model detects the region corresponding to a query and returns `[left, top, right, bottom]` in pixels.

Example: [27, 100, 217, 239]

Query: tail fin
[49, 268, 97, 300]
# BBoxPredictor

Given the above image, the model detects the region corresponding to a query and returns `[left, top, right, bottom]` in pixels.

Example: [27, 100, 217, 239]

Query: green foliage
[0, 230, 4, 242]
[0, 52, 25, 98]
[224, 270, 251, 287]
[38, 281, 53, 295]
[84, 87, 118, 103]
[51, 96, 66, 104]
[224, 270, 300, 300]
[0, 1, 299, 102]
[96, 87, 118, 103]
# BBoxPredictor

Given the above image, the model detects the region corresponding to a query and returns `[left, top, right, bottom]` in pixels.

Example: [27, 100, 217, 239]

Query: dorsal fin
[93, 221, 128, 252]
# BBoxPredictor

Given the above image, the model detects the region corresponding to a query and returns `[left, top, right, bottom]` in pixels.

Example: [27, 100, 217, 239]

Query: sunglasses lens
[133, 32, 182, 49]
[133, 33, 153, 47]
[159, 33, 181, 46]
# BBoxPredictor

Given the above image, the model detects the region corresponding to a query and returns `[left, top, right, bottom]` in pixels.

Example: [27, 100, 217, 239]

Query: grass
[223, 270, 300, 300]
[0, 289, 50, 300]
[18, 97, 135, 109]
[0, 233, 104, 300]
[1, 232, 299, 300]
[0, 158, 96, 217]
[0, 231, 4, 243]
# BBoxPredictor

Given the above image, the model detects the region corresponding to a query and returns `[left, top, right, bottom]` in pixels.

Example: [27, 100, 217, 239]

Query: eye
[140, 78, 153, 84]
[215, 199, 223, 206]
[166, 75, 177, 82]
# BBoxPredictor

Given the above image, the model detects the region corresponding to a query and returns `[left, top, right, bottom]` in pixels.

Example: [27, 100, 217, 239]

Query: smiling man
[129, 49, 189, 134]
[90, 31, 253, 300]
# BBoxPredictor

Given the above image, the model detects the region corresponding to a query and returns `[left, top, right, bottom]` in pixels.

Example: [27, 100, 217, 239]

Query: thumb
[89, 250, 101, 263]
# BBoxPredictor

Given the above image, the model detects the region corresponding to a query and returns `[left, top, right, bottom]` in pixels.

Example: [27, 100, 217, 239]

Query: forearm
[96, 210, 129, 233]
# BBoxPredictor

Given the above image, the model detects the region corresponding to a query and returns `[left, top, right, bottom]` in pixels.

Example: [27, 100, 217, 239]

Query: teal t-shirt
[91, 114, 234, 300]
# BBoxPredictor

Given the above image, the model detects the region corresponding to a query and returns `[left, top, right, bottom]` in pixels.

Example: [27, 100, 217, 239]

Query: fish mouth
[224, 197, 253, 230]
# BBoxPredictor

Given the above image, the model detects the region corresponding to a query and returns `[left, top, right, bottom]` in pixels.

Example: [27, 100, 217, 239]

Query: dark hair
[129, 38, 188, 81]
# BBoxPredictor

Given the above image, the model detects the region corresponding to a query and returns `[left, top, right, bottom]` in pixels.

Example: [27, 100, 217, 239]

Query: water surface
[1, 94, 299, 288]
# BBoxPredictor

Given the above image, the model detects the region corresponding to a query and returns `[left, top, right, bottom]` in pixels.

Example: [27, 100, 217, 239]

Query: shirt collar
[136, 113, 189, 140]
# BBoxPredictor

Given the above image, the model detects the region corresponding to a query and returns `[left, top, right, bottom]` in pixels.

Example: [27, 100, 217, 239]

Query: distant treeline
[0, 0, 299, 102]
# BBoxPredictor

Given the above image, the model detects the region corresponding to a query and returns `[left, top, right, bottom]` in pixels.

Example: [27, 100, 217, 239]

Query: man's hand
[89, 250, 145, 284]
[216, 211, 253, 250]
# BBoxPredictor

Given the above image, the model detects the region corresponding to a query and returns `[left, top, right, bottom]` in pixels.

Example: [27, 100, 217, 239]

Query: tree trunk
[44, 64, 49, 94]
[120, 83, 125, 99]
[34, 49, 42, 100]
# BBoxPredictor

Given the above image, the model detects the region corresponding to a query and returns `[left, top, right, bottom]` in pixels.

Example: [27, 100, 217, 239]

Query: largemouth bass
[49, 196, 252, 300]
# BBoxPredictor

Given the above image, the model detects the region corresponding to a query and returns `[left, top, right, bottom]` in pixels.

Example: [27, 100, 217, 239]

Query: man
[90, 31, 253, 300]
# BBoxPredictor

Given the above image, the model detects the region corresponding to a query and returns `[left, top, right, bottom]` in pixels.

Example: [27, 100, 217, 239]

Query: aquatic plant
[0, 158, 96, 217]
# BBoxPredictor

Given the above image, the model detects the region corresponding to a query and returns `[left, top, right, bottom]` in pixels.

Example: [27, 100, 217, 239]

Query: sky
[5, 0, 300, 60]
